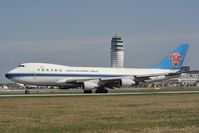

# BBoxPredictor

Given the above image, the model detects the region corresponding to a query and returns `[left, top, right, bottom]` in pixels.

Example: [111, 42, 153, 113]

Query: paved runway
[1, 90, 199, 97]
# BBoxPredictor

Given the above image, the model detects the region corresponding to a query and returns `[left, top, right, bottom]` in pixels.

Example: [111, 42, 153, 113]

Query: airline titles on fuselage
[37, 68, 99, 73]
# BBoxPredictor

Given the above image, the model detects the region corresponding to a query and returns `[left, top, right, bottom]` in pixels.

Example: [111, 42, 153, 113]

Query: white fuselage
[6, 63, 177, 86]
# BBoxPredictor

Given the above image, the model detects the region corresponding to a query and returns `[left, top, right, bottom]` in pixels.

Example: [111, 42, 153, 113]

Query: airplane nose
[5, 72, 11, 79]
[5, 71, 15, 79]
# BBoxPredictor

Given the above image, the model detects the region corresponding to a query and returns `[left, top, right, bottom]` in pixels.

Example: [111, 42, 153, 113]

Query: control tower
[110, 34, 124, 68]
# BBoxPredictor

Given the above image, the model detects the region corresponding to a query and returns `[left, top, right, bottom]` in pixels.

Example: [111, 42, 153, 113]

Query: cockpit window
[18, 65, 25, 67]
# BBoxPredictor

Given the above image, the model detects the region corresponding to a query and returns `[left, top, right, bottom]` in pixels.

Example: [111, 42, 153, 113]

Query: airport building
[181, 70, 199, 79]
[110, 34, 124, 68]
[154, 66, 199, 88]
[179, 70, 199, 86]
[176, 66, 199, 86]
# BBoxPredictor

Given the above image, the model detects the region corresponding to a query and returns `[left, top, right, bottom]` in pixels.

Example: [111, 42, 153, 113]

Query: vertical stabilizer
[155, 44, 189, 70]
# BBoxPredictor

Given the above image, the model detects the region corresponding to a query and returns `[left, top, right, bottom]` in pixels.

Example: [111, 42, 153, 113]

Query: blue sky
[0, 0, 199, 81]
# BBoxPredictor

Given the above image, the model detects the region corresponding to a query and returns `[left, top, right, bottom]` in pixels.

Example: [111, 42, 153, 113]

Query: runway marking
[1, 91, 199, 97]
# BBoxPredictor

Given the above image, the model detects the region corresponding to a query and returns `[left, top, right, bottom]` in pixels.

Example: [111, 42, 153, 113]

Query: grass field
[1, 94, 199, 133]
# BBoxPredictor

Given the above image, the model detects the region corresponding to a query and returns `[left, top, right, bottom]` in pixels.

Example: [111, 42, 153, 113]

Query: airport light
[0, 63, 3, 87]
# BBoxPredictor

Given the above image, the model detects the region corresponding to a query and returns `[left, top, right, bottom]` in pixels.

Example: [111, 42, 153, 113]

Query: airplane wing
[56, 71, 181, 89]
[56, 76, 135, 89]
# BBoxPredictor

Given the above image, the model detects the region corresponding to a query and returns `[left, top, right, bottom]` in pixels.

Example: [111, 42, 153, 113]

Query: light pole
[0, 63, 3, 87]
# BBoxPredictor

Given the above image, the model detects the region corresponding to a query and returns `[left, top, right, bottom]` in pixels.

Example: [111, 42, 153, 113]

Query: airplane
[5, 44, 189, 94]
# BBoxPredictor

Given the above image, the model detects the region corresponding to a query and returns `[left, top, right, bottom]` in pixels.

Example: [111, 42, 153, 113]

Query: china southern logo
[169, 53, 183, 67]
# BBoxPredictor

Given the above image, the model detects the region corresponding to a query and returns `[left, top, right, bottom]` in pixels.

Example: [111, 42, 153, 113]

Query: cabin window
[37, 69, 40, 71]
[18, 65, 25, 67]
[55, 69, 58, 72]
[42, 69, 45, 71]
[51, 69, 53, 72]
[59, 69, 62, 72]
[46, 69, 49, 72]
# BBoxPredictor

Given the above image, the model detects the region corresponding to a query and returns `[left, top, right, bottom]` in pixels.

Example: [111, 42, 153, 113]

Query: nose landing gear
[25, 87, 30, 94]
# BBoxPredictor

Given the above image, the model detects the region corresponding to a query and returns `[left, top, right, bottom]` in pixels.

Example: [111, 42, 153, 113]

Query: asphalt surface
[1, 87, 199, 97]
[1, 91, 199, 97]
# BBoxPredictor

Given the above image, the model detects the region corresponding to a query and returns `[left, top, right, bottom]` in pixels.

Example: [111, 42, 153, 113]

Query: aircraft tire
[84, 90, 92, 94]
[25, 90, 30, 94]
[95, 88, 108, 93]
[103, 89, 108, 93]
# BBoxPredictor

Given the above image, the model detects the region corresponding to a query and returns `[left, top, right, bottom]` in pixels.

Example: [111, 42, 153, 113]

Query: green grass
[1, 94, 199, 133]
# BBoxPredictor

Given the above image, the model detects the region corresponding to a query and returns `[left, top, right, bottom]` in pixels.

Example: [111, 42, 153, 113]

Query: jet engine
[83, 80, 99, 90]
[147, 75, 166, 82]
[119, 78, 136, 88]
[59, 86, 73, 89]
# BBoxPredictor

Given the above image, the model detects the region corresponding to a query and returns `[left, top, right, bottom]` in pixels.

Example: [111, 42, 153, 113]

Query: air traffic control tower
[110, 34, 124, 68]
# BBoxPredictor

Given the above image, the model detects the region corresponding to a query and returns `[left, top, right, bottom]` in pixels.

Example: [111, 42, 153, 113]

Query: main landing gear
[83, 90, 92, 94]
[83, 88, 108, 94]
[95, 88, 108, 93]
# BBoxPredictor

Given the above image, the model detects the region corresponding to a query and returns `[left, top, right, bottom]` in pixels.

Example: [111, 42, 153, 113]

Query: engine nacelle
[59, 86, 72, 89]
[120, 78, 136, 88]
[83, 80, 99, 90]
[148, 75, 166, 82]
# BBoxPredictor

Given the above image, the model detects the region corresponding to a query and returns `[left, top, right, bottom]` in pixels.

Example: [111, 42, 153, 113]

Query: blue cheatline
[5, 73, 127, 79]
[155, 44, 189, 70]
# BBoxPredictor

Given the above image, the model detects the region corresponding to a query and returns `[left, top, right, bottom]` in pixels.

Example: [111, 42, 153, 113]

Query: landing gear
[25, 86, 30, 94]
[84, 90, 92, 94]
[25, 89, 30, 94]
[95, 88, 108, 93]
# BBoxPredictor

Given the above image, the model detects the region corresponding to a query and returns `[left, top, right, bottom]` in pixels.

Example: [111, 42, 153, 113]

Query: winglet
[155, 44, 189, 70]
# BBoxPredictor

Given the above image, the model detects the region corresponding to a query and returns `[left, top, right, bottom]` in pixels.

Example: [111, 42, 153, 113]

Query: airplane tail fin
[155, 44, 189, 70]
